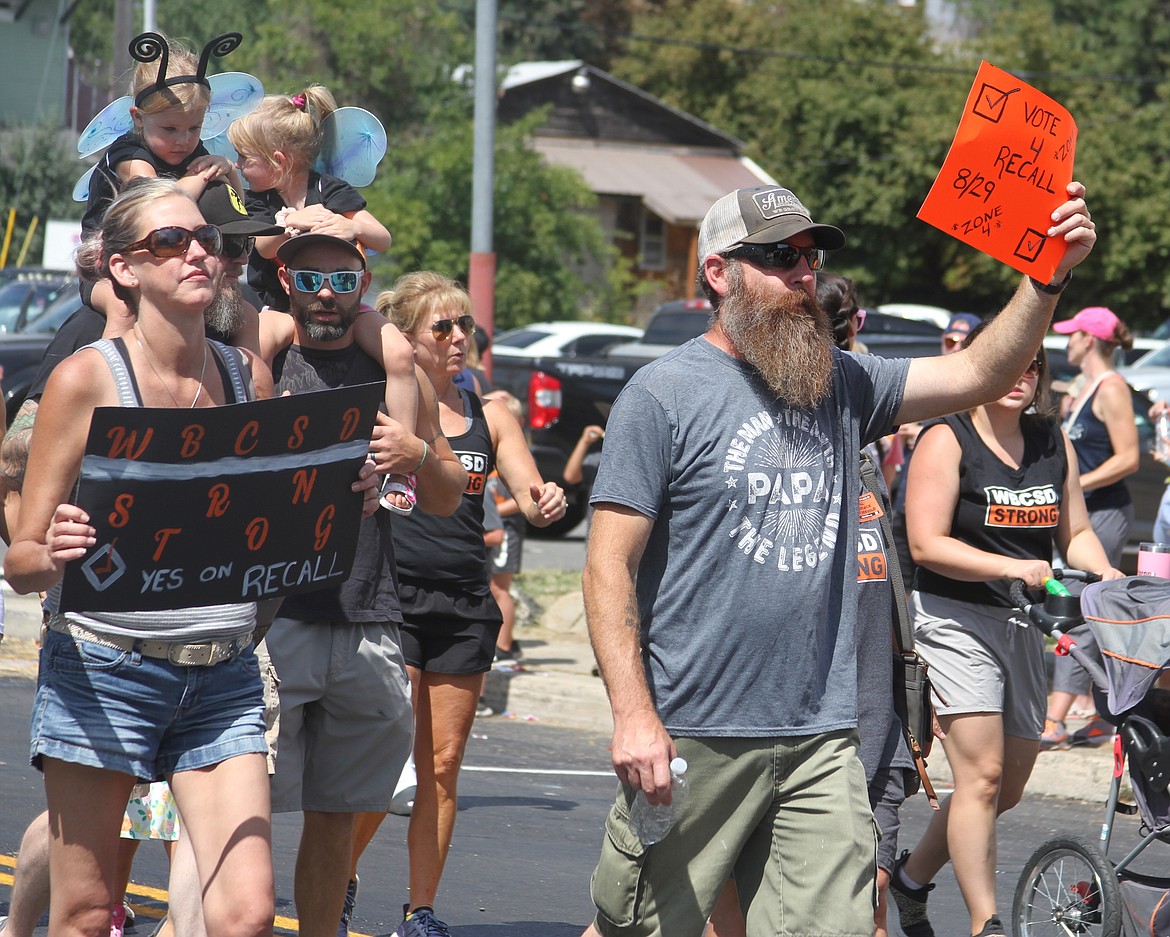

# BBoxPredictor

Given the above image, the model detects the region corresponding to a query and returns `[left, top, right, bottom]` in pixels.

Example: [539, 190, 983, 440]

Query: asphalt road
[517, 520, 588, 572]
[0, 661, 1167, 936]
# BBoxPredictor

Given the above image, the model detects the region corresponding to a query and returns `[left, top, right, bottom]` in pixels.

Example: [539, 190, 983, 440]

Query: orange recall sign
[917, 60, 1077, 282]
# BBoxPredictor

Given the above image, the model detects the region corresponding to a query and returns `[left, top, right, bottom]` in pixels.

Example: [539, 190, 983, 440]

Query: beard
[205, 280, 246, 337]
[719, 264, 834, 408]
[295, 296, 360, 342]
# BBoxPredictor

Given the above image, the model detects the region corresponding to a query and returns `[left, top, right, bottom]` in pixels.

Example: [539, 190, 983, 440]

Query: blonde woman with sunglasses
[4, 178, 290, 937]
[890, 322, 1122, 937]
[340, 272, 565, 937]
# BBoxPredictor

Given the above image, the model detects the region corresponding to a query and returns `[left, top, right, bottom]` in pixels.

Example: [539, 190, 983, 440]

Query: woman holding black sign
[3, 178, 344, 937]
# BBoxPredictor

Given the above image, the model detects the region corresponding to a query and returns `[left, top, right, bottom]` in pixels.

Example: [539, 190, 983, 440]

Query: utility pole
[468, 0, 497, 378]
[111, 0, 133, 96]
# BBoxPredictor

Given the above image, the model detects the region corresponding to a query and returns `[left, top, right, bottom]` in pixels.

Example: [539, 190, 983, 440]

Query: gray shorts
[1087, 503, 1133, 568]
[911, 591, 1046, 740]
[266, 618, 413, 813]
[590, 731, 877, 937]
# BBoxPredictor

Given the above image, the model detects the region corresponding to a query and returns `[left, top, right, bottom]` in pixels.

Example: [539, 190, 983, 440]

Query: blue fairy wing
[72, 165, 97, 202]
[201, 132, 240, 167]
[200, 72, 265, 140]
[76, 96, 134, 157]
[315, 107, 387, 187]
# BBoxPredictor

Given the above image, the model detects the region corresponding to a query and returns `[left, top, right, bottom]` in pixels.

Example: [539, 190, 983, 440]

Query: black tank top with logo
[270, 342, 400, 624]
[915, 412, 1067, 608]
[393, 389, 495, 592]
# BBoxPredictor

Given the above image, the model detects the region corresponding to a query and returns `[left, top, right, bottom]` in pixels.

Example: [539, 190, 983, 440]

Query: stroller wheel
[1013, 834, 1122, 937]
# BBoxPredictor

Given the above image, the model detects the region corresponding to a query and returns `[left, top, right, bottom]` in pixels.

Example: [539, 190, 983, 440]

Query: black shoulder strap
[859, 454, 913, 656]
[859, 452, 940, 810]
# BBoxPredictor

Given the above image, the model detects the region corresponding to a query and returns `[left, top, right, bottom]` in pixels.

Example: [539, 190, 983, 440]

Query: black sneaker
[972, 915, 1005, 937]
[889, 851, 936, 937]
[395, 905, 451, 937]
[336, 875, 359, 937]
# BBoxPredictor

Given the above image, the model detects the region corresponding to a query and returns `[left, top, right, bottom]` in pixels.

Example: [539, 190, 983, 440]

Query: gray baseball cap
[697, 186, 846, 260]
[276, 233, 366, 269]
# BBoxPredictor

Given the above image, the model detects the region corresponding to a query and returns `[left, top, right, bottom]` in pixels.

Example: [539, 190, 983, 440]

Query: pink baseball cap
[1052, 306, 1123, 343]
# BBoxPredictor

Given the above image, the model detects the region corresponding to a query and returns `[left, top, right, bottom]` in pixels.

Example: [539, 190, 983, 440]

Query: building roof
[531, 138, 776, 225]
[500, 60, 744, 150]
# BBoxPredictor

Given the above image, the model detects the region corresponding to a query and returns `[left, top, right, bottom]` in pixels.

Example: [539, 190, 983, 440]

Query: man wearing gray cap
[582, 182, 1097, 936]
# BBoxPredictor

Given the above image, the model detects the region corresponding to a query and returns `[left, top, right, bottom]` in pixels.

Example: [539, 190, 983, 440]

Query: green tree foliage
[952, 0, 1170, 323]
[241, 0, 471, 128]
[367, 110, 639, 330]
[0, 125, 82, 265]
[53, 0, 1170, 326]
[613, 0, 1170, 324]
[614, 0, 986, 309]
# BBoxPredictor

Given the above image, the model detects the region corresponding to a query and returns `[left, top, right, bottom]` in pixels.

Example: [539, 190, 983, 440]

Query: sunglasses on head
[724, 241, 827, 272]
[125, 225, 223, 258]
[290, 269, 362, 294]
[221, 234, 255, 258]
[431, 315, 476, 342]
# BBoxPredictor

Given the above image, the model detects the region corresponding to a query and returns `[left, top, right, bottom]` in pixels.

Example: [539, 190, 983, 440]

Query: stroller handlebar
[1009, 570, 1101, 636]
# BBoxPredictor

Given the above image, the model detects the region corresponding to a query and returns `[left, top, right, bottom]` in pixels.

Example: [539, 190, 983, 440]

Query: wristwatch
[1029, 271, 1072, 295]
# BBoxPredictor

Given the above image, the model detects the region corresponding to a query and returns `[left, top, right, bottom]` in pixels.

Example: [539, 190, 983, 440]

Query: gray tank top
[48, 337, 256, 641]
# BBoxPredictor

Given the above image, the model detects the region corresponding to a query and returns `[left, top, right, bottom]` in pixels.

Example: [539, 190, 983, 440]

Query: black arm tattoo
[0, 399, 39, 492]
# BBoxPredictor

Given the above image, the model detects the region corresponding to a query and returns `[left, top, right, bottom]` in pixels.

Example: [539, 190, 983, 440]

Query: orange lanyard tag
[858, 490, 885, 523]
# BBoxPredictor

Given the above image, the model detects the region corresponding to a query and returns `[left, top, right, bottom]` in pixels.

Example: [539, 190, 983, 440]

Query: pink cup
[1138, 542, 1170, 578]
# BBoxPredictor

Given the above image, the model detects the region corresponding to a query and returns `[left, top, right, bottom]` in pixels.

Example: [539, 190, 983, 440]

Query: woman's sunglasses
[724, 241, 827, 272]
[289, 270, 362, 294]
[431, 315, 476, 342]
[125, 225, 223, 258]
[1023, 356, 1044, 377]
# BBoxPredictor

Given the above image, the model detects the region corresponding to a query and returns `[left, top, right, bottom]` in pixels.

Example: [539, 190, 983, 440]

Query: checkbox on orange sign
[972, 82, 1016, 123]
[1013, 228, 1047, 264]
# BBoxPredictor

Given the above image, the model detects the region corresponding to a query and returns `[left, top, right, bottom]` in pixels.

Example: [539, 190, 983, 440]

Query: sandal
[379, 472, 417, 516]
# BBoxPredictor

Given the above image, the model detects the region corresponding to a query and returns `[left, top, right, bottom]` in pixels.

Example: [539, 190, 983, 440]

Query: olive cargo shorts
[590, 730, 878, 937]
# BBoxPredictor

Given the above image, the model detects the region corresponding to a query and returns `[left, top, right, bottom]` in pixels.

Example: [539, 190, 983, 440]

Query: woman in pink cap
[1042, 305, 1138, 749]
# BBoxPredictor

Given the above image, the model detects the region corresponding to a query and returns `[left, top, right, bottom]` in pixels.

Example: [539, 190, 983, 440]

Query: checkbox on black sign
[1014, 229, 1047, 264]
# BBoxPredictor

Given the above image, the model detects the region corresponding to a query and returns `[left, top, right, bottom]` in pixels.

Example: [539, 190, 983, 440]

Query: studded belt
[45, 616, 252, 667]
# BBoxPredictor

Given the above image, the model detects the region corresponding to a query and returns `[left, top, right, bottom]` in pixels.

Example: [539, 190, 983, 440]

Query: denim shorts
[30, 629, 267, 780]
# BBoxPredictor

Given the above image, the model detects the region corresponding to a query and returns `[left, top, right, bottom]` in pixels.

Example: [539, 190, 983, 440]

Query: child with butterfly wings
[229, 87, 420, 515]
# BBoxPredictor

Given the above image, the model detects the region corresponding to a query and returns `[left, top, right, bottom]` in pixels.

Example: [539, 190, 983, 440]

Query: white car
[874, 303, 954, 330]
[1122, 342, 1170, 403]
[492, 320, 644, 359]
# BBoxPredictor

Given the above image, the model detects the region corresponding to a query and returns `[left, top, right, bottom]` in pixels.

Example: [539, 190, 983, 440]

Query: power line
[484, 7, 1170, 87]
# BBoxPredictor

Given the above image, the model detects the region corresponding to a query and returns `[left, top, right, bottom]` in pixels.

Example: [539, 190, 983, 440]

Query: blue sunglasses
[290, 269, 362, 294]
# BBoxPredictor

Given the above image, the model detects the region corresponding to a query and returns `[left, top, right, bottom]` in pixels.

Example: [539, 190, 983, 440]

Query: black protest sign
[60, 383, 383, 612]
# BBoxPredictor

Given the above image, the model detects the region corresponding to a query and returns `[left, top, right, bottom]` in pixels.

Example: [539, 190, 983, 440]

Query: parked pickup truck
[491, 299, 949, 536]
[488, 300, 712, 535]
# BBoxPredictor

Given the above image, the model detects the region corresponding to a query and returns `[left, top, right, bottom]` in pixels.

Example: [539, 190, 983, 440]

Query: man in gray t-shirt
[584, 182, 1098, 937]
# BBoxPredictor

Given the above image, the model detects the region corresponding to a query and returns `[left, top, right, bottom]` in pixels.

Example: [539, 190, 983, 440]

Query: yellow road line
[0, 853, 365, 937]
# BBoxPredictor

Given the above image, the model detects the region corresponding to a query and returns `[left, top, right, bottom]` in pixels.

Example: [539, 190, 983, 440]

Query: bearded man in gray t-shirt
[583, 182, 1098, 937]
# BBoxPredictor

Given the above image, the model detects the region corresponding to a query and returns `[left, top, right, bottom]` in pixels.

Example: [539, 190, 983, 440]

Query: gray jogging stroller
[1010, 575, 1170, 937]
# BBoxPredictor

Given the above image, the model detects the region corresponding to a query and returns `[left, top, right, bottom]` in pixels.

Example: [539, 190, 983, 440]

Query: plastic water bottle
[628, 757, 688, 845]
[1157, 410, 1170, 463]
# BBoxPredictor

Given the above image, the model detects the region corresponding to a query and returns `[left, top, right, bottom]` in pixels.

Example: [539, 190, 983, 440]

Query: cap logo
[753, 189, 806, 219]
[227, 185, 248, 217]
